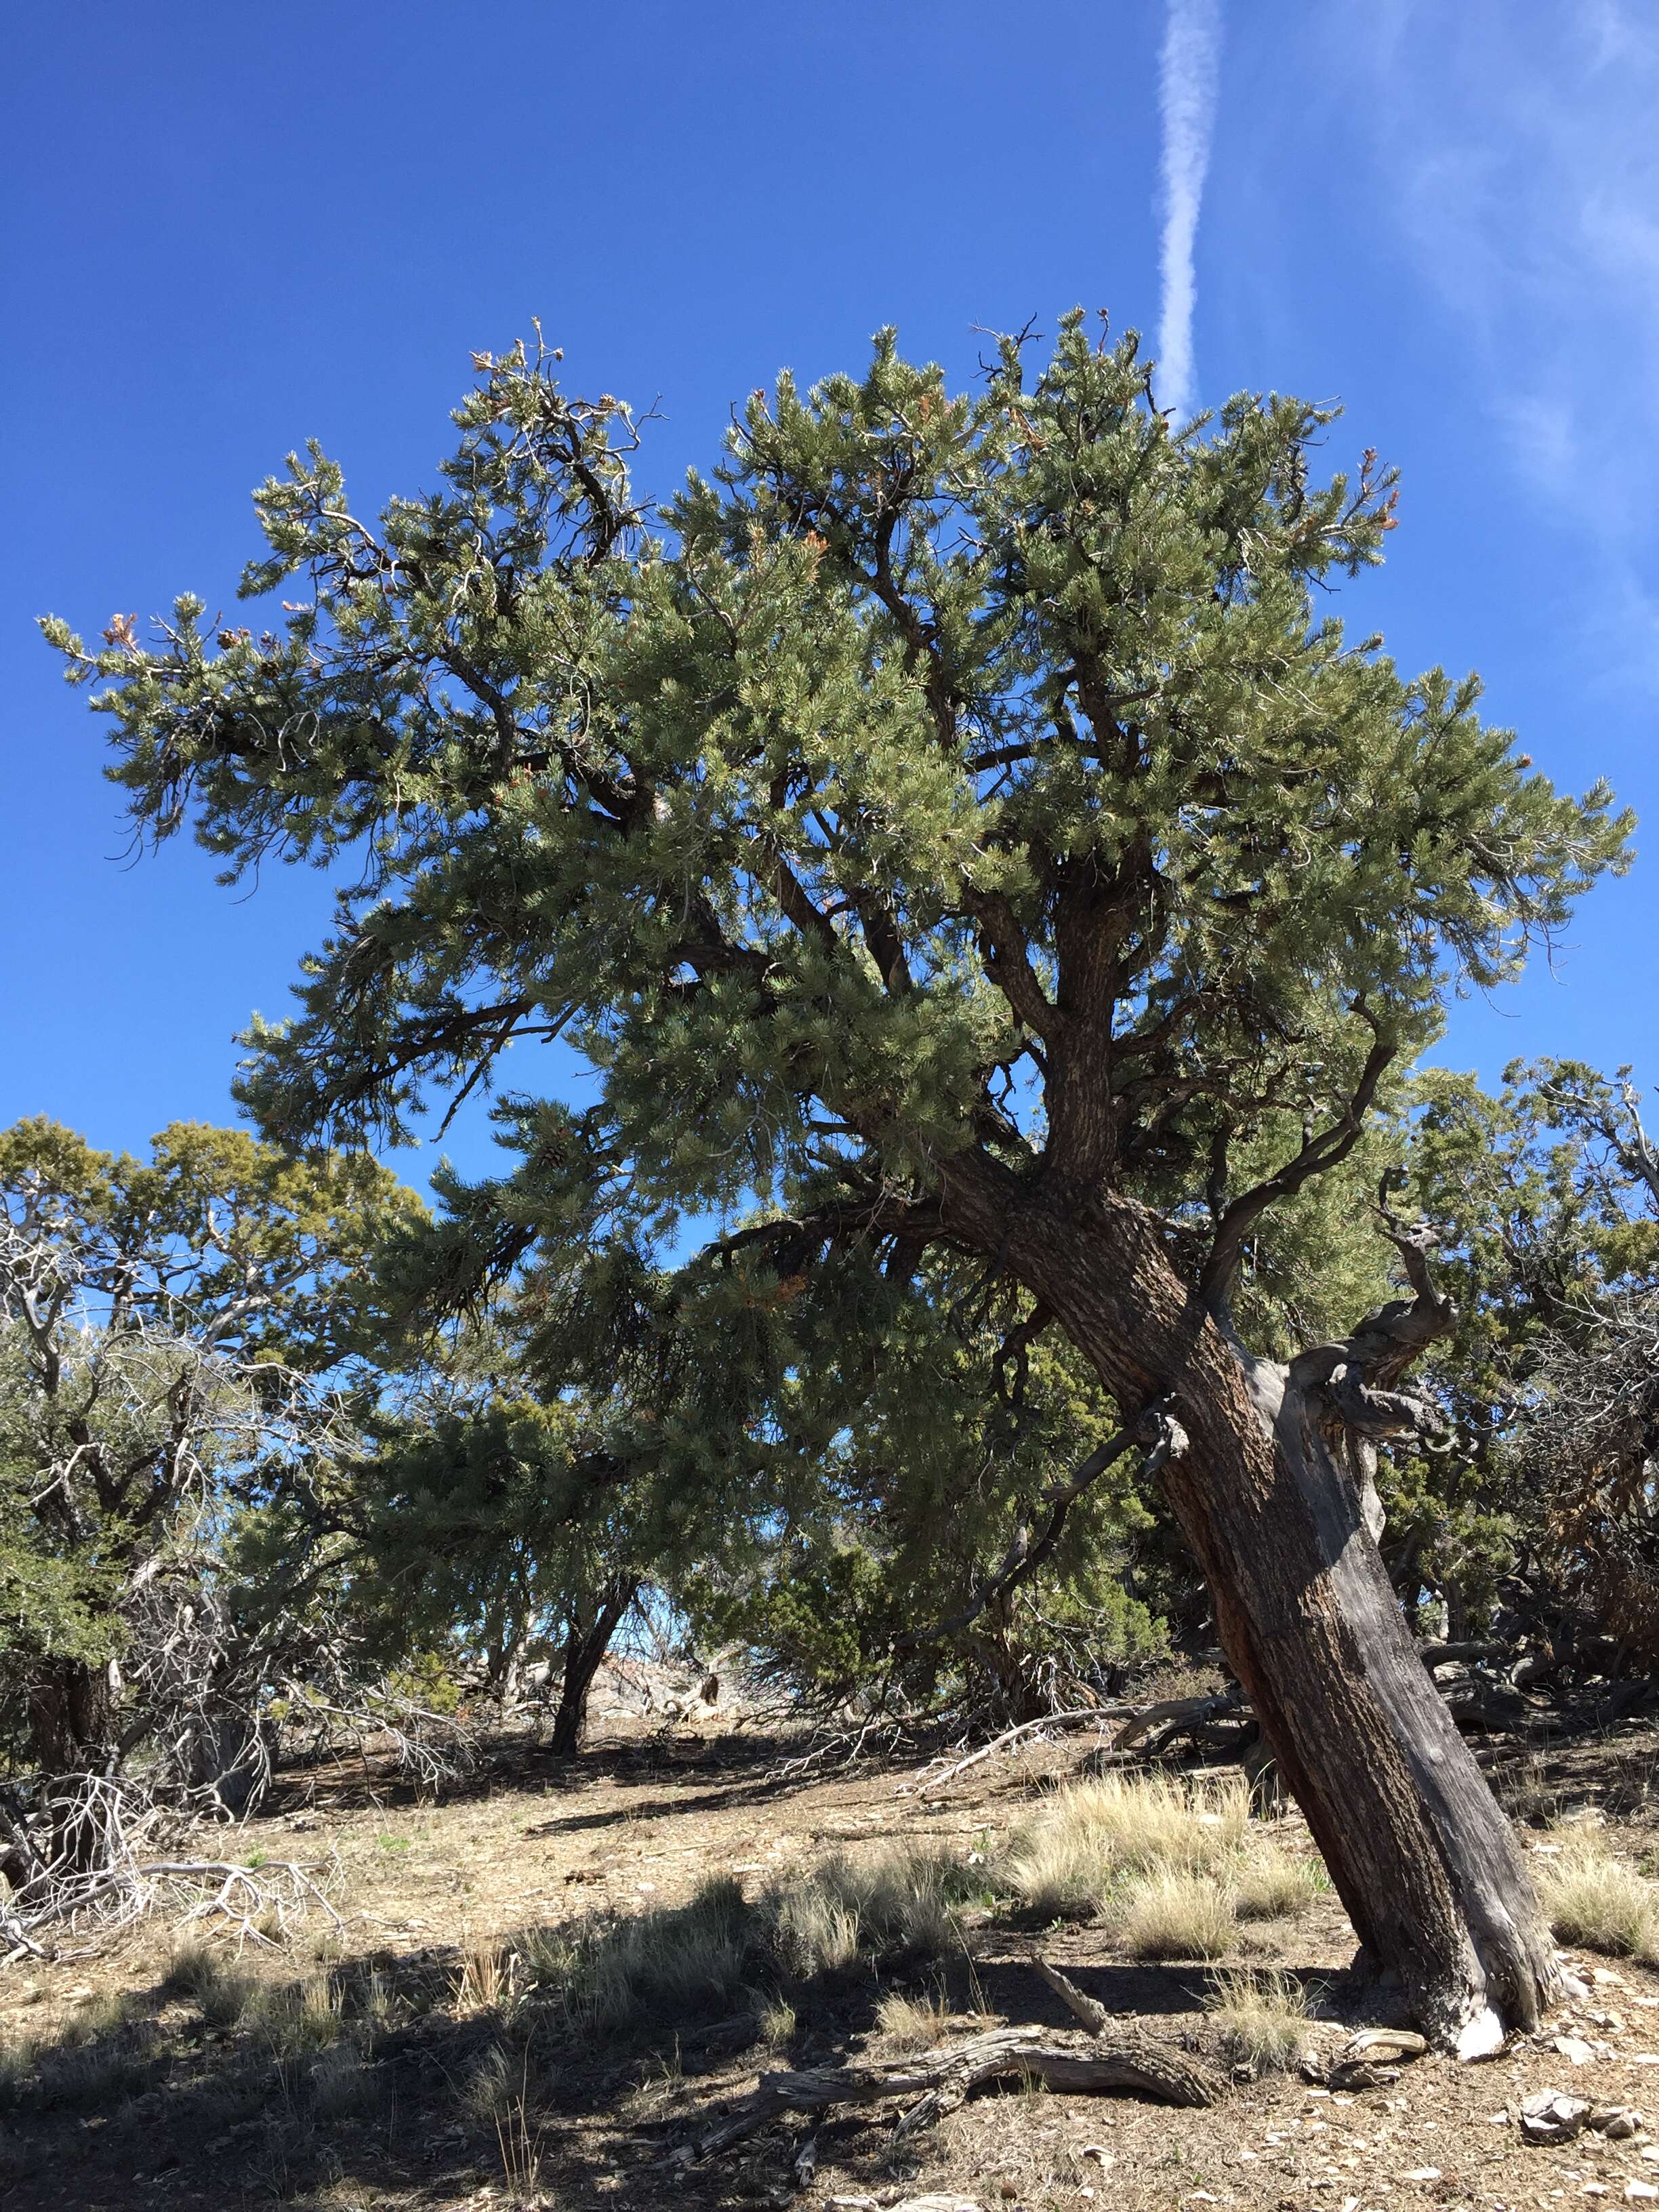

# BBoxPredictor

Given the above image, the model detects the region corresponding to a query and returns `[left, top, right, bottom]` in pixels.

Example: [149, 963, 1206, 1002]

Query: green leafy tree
[47, 319, 1631, 2043]
[1389, 1061, 1659, 1658]
[687, 1257, 1168, 1720]
[0, 1118, 417, 1862]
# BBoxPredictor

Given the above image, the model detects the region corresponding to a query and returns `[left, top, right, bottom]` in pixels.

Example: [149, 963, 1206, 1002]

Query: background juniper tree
[45, 316, 1631, 2044]
[0, 1117, 417, 1866]
[1391, 1060, 1659, 1664]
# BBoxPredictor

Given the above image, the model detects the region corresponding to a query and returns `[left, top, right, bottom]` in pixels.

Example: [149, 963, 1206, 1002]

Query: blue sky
[4, 0, 1656, 1188]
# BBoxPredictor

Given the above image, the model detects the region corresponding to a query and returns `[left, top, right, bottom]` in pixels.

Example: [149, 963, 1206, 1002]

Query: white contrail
[1158, 0, 1223, 422]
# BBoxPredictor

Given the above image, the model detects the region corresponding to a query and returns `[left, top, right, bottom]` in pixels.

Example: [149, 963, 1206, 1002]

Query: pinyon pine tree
[44, 316, 1631, 2046]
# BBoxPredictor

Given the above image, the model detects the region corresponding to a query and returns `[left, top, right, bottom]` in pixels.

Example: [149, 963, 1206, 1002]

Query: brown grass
[1116, 1869, 1237, 1960]
[1536, 1823, 1659, 1957]
[1204, 1967, 1311, 2072]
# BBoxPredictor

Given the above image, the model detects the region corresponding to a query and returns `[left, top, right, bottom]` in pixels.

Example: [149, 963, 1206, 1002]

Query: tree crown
[43, 316, 1631, 1334]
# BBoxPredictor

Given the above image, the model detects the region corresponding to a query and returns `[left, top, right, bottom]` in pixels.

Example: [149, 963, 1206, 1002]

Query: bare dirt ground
[5, 1707, 1659, 2212]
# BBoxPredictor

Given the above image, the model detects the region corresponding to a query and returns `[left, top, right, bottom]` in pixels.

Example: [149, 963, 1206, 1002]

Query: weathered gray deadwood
[1033, 1955, 1113, 2034]
[692, 2024, 1221, 2158]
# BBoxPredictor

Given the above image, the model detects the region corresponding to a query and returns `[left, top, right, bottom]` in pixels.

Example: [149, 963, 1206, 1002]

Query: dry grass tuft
[1003, 1771, 1251, 1921]
[771, 1882, 862, 1977]
[873, 1986, 948, 2051]
[310, 2045, 381, 2119]
[60, 1990, 137, 2045]
[756, 1994, 797, 2049]
[454, 1939, 513, 2018]
[1206, 1967, 1310, 2072]
[193, 1961, 263, 2030]
[1233, 1851, 1326, 1921]
[1116, 1869, 1237, 1959]
[464, 2041, 516, 2123]
[0, 2035, 38, 2112]
[1536, 1823, 1658, 1957]
[260, 1973, 348, 2060]
[771, 1843, 975, 1971]
[160, 1940, 220, 1999]
[566, 1876, 754, 2028]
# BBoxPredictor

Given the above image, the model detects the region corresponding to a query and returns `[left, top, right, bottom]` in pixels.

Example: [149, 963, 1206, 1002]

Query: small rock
[1589, 2108, 1643, 2140]
[1558, 2036, 1599, 2066]
[1628, 2187, 1659, 2203]
[1596, 1970, 1624, 1988]
[1402, 2168, 1443, 2182]
[1523, 2090, 1595, 2144]
[888, 2200, 985, 2212]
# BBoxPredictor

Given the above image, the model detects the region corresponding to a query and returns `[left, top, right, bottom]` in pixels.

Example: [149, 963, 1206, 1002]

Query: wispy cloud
[1157, 0, 1223, 421]
[1322, 0, 1659, 684]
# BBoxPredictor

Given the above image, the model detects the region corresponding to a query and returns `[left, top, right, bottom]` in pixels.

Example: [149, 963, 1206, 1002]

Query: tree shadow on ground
[0, 1885, 1349, 2212]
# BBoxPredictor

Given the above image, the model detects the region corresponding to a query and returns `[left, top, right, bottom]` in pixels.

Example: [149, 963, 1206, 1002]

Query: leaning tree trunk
[941, 1161, 1559, 2053]
[549, 1576, 638, 1757]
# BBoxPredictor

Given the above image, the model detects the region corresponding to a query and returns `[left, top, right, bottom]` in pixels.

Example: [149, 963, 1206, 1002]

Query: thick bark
[27, 1658, 120, 1873]
[939, 1159, 1559, 2053]
[27, 1659, 116, 1782]
[549, 1575, 637, 1757]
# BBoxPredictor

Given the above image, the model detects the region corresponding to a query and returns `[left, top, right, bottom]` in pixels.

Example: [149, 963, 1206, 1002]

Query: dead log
[691, 2024, 1221, 2158]
[1112, 1692, 1244, 1753]
[1033, 1955, 1111, 2034]
[910, 1709, 1133, 1797]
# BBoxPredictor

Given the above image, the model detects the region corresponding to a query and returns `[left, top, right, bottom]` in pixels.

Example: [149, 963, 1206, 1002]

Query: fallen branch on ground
[0, 1774, 344, 1957]
[1033, 1954, 1111, 2033]
[691, 2022, 1222, 2158]
[1112, 1691, 1246, 1753]
[905, 1708, 1132, 1797]
[7, 1854, 344, 1952]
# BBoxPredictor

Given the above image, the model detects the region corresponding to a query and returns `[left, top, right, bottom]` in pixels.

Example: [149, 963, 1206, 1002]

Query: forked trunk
[549, 1575, 638, 1758]
[944, 1165, 1559, 2051]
